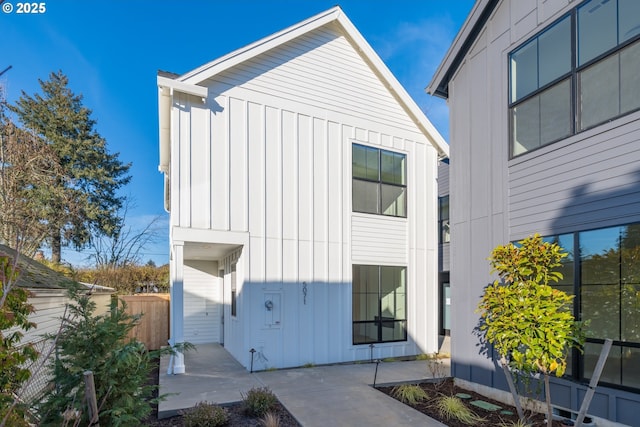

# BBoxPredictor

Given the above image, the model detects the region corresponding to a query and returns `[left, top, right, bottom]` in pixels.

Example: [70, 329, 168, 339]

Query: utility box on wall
[264, 293, 281, 327]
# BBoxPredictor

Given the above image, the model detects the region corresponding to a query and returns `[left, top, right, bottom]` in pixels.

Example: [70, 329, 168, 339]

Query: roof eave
[426, 0, 499, 99]
[175, 5, 448, 156]
[179, 6, 343, 85]
[335, 12, 450, 157]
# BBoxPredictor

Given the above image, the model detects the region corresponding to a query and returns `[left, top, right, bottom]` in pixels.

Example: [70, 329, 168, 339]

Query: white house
[157, 6, 448, 373]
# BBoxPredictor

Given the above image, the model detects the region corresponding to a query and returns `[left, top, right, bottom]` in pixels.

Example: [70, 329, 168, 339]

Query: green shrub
[242, 387, 278, 417]
[37, 288, 192, 426]
[181, 401, 229, 427]
[0, 256, 37, 426]
[390, 384, 428, 405]
[435, 395, 485, 424]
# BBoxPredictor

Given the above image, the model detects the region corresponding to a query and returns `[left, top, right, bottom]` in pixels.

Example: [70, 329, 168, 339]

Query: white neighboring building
[157, 6, 448, 373]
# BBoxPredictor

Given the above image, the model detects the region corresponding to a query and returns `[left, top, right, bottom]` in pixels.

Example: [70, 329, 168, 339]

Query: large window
[352, 265, 407, 344]
[544, 223, 640, 391]
[352, 144, 406, 217]
[509, 0, 640, 157]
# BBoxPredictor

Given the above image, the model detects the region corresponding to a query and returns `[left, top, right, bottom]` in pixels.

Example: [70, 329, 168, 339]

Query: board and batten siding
[169, 18, 441, 368]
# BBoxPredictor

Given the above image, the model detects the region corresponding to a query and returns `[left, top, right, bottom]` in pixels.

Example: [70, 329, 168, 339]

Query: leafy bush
[0, 256, 37, 426]
[242, 387, 278, 417]
[478, 234, 584, 426]
[37, 288, 171, 426]
[181, 401, 229, 427]
[435, 395, 485, 424]
[390, 384, 428, 405]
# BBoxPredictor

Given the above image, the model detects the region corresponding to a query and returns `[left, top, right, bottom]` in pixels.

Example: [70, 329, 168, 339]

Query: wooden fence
[121, 294, 170, 351]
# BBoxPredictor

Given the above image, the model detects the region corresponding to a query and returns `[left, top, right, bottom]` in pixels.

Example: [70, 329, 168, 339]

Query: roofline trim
[169, 5, 449, 156]
[179, 6, 342, 85]
[426, 0, 499, 99]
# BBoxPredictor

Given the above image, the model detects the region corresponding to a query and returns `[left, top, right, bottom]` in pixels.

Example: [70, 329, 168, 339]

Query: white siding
[168, 18, 441, 369]
[183, 261, 221, 344]
[8, 292, 113, 346]
[205, 24, 418, 133]
[351, 214, 408, 265]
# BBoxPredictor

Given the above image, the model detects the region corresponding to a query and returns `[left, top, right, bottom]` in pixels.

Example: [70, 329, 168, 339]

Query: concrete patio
[158, 343, 449, 426]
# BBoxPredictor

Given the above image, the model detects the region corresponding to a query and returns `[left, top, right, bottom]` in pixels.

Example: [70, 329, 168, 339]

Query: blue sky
[2, 0, 474, 267]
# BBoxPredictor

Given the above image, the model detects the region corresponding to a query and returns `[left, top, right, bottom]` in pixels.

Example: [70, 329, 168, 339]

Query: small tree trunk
[545, 373, 553, 427]
[51, 231, 61, 264]
[500, 357, 526, 421]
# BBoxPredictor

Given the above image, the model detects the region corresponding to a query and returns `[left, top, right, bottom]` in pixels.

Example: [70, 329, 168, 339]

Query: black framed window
[231, 264, 237, 317]
[352, 265, 407, 344]
[543, 223, 640, 391]
[439, 272, 450, 336]
[352, 144, 406, 217]
[509, 0, 640, 157]
[439, 196, 450, 243]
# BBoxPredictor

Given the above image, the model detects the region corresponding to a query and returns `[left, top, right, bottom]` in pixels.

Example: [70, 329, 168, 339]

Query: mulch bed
[377, 378, 567, 427]
[143, 358, 300, 427]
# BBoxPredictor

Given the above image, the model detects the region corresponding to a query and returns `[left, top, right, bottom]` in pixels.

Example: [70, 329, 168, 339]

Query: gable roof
[426, 0, 498, 99]
[157, 6, 448, 158]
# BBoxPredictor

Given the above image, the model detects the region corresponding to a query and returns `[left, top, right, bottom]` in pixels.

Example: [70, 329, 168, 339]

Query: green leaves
[8, 71, 131, 262]
[0, 256, 37, 426]
[38, 291, 158, 426]
[479, 280, 576, 377]
[478, 235, 585, 426]
[489, 233, 567, 285]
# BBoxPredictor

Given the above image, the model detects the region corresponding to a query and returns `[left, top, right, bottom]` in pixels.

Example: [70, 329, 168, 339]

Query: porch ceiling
[183, 242, 240, 261]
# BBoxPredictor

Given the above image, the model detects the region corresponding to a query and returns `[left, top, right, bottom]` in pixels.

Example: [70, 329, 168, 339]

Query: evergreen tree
[9, 71, 131, 263]
[0, 113, 71, 257]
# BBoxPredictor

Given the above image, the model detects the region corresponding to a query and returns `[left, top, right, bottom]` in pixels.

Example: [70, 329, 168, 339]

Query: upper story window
[352, 143, 406, 218]
[509, 0, 640, 157]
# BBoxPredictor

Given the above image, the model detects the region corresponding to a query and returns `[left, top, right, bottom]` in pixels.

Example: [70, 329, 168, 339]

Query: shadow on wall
[178, 276, 433, 372]
[549, 168, 640, 236]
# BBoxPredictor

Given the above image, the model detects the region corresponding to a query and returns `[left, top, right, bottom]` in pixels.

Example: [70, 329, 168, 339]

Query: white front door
[183, 261, 221, 344]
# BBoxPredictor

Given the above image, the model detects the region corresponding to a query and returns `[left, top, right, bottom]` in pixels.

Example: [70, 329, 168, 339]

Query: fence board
[122, 294, 170, 350]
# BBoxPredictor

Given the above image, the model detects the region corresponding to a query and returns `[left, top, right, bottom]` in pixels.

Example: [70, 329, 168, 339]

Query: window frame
[352, 264, 408, 345]
[538, 224, 640, 393]
[352, 143, 407, 218]
[508, 0, 640, 159]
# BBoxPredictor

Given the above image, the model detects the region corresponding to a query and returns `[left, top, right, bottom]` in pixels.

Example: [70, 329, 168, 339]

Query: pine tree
[9, 71, 131, 263]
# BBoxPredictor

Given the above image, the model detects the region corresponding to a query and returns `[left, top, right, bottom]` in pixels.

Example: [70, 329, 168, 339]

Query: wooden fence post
[84, 370, 100, 427]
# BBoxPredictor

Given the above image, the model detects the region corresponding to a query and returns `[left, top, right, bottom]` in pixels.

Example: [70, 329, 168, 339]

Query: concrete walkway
[159, 344, 448, 426]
